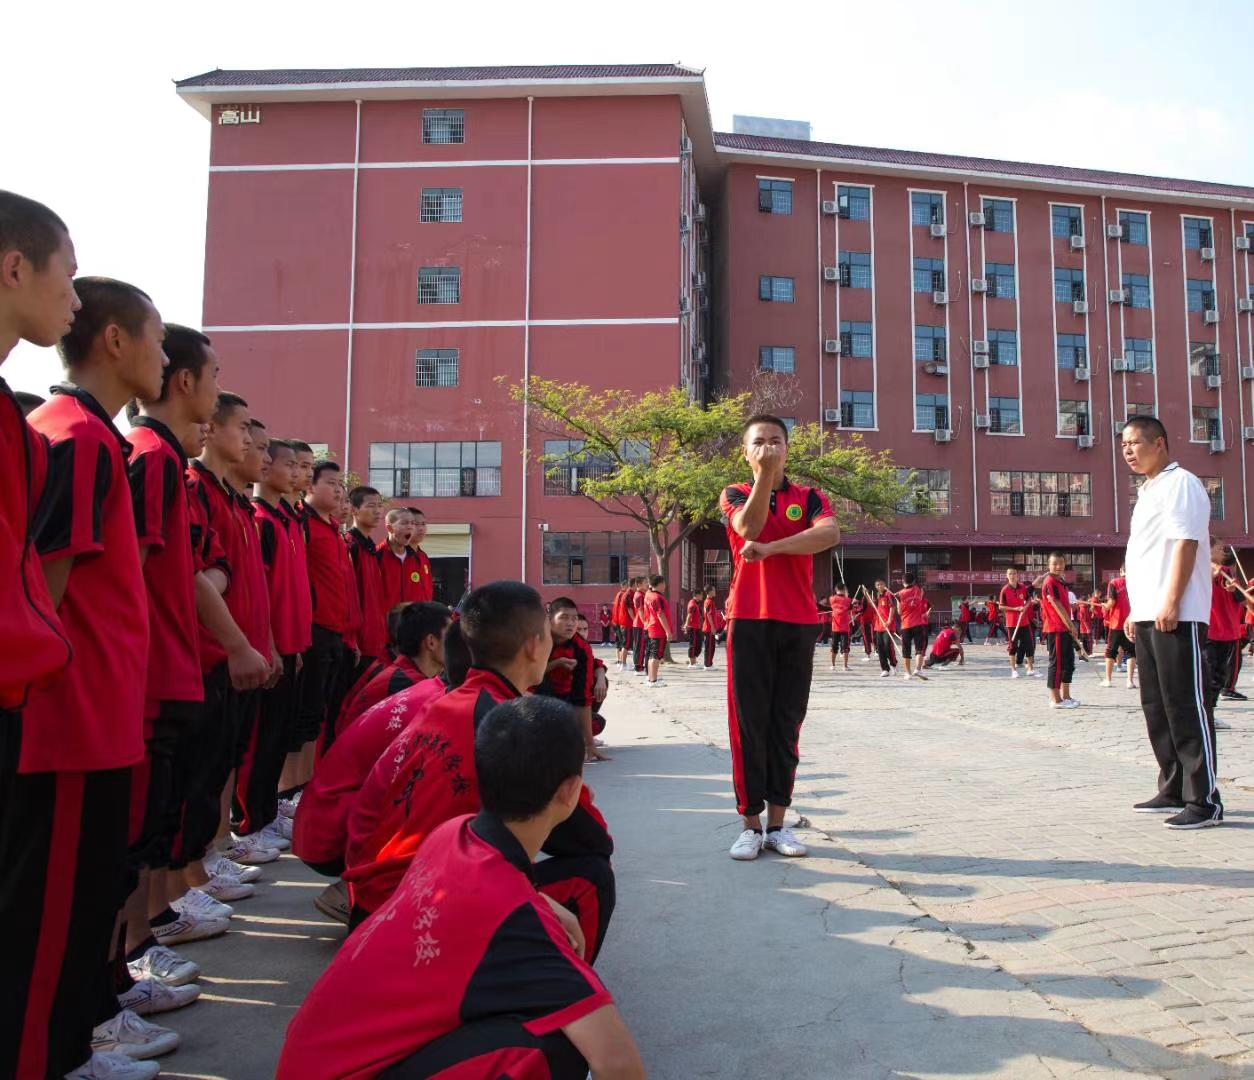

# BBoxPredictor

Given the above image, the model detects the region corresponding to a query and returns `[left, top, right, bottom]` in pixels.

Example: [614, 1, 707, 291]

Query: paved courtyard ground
[163, 644, 1253, 1079]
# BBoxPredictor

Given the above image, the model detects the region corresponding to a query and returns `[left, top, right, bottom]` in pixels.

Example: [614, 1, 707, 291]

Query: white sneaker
[277, 793, 301, 819]
[1063, 698, 1081, 709]
[265, 814, 293, 841]
[313, 879, 352, 924]
[1126, 680, 1137, 690]
[647, 679, 667, 688]
[1215, 717, 1232, 730]
[862, 656, 872, 663]
[66, 1051, 161, 1080]
[1099, 678, 1112, 687]
[200, 873, 255, 902]
[205, 848, 264, 881]
[117, 977, 201, 1016]
[222, 837, 280, 865]
[879, 671, 890, 678]
[729, 829, 763, 861]
[152, 910, 229, 946]
[1010, 669, 1020, 679]
[762, 826, 808, 857]
[256, 822, 292, 851]
[91, 1010, 180, 1060]
[174, 887, 234, 920]
[127, 945, 199, 987]
[901, 671, 911, 680]
[633, 669, 648, 677]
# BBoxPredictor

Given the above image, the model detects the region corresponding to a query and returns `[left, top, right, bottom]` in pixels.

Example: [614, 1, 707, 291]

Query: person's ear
[554, 774, 583, 819]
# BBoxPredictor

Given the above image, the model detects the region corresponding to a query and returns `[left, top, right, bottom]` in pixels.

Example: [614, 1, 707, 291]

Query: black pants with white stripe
[1204, 638, 1240, 708]
[1044, 632, 1074, 690]
[1135, 621, 1221, 815]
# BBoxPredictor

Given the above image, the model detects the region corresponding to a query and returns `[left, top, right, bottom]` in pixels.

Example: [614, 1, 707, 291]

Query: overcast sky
[6, 0, 1253, 397]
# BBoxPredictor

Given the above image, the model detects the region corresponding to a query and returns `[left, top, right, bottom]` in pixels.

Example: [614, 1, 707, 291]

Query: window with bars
[1189, 343, 1221, 377]
[703, 549, 732, 591]
[989, 471, 1092, 518]
[982, 198, 1015, 233]
[757, 179, 793, 215]
[415, 349, 459, 388]
[914, 394, 950, 431]
[838, 251, 872, 289]
[759, 276, 795, 302]
[839, 320, 873, 358]
[422, 108, 465, 145]
[897, 469, 951, 515]
[1127, 472, 1147, 512]
[1201, 477, 1224, 520]
[1125, 338, 1153, 372]
[1121, 272, 1151, 309]
[1055, 268, 1085, 303]
[1052, 205, 1082, 238]
[1192, 406, 1220, 442]
[913, 258, 945, 293]
[542, 531, 651, 586]
[986, 262, 1016, 299]
[837, 185, 871, 221]
[1058, 400, 1090, 437]
[1057, 333, 1087, 370]
[542, 440, 615, 496]
[367, 440, 502, 498]
[840, 390, 874, 429]
[1187, 279, 1216, 313]
[1184, 218, 1213, 250]
[988, 397, 1021, 434]
[418, 267, 461, 305]
[914, 325, 947, 363]
[419, 188, 464, 223]
[759, 346, 796, 374]
[989, 329, 1018, 366]
[1119, 211, 1149, 245]
[911, 192, 944, 226]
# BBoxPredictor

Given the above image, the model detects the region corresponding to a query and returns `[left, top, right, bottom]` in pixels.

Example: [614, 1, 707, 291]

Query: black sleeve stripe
[722, 486, 748, 508]
[162, 455, 180, 532]
[128, 450, 149, 539]
[91, 443, 112, 547]
[806, 488, 824, 521]
[472, 688, 499, 731]
[387, 669, 414, 696]
[258, 518, 278, 570]
[33, 438, 77, 556]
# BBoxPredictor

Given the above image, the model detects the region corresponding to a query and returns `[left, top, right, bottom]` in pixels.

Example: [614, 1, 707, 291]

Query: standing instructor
[719, 416, 839, 861]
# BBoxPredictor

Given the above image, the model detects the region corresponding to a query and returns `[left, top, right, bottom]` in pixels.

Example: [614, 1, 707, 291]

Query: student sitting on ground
[922, 624, 965, 669]
[575, 613, 610, 742]
[278, 696, 645, 1080]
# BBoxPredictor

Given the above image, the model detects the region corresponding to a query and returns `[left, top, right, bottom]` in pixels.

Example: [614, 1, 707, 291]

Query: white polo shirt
[1125, 462, 1211, 624]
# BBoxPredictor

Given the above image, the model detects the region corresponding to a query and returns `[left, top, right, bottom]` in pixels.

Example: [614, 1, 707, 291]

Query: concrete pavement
[160, 646, 1253, 1078]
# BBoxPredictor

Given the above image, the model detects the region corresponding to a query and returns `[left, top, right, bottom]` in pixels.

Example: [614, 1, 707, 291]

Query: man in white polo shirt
[1120, 415, 1222, 829]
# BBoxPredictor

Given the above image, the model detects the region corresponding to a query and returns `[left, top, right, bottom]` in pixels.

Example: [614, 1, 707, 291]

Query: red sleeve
[33, 432, 112, 561]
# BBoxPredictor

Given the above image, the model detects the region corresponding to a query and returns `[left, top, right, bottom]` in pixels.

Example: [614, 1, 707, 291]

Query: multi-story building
[178, 64, 1254, 612]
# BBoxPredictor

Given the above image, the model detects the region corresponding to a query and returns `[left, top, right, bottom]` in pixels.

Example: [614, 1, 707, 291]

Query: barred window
[1125, 338, 1153, 373]
[368, 440, 501, 499]
[420, 188, 463, 223]
[913, 258, 945, 294]
[1201, 477, 1224, 520]
[1184, 217, 1213, 250]
[989, 329, 1018, 366]
[989, 397, 1021, 434]
[911, 192, 944, 227]
[897, 469, 951, 515]
[418, 267, 461, 305]
[415, 349, 459, 388]
[1055, 268, 1085, 303]
[982, 198, 1015, 233]
[759, 346, 796, 374]
[839, 321, 873, 358]
[759, 276, 795, 303]
[1058, 400, 1090, 437]
[915, 394, 950, 431]
[1052, 205, 1082, 238]
[986, 262, 1016, 299]
[914, 325, 946, 363]
[1187, 279, 1215, 313]
[703, 549, 732, 591]
[542, 440, 615, 497]
[757, 179, 793, 215]
[1057, 333, 1087, 370]
[837, 185, 871, 221]
[990, 472, 1091, 518]
[1122, 273, 1151, 309]
[1192, 406, 1220, 442]
[542, 531, 651, 586]
[840, 390, 874, 429]
[838, 251, 872, 289]
[422, 109, 465, 145]
[1119, 211, 1148, 245]
[1189, 343, 1221, 377]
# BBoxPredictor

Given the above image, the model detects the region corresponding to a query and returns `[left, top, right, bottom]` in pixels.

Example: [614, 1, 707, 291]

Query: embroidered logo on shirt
[410, 571, 421, 583]
[786, 504, 804, 521]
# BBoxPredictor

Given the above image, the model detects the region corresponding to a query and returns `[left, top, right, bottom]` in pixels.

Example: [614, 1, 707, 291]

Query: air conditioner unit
[1111, 357, 1132, 372]
[680, 136, 692, 156]
[824, 339, 841, 355]
[1108, 289, 1128, 304]
[1236, 236, 1251, 251]
[1205, 310, 1220, 324]
[1073, 300, 1089, 314]
[967, 343, 988, 359]
[1074, 367, 1091, 382]
[1201, 246, 1216, 261]
[1238, 298, 1254, 312]
[1243, 426, 1254, 441]
[679, 297, 691, 314]
[823, 408, 841, 424]
[821, 200, 839, 215]
[974, 414, 992, 429]
[1107, 223, 1125, 239]
[933, 290, 949, 305]
[925, 363, 950, 376]
[694, 204, 706, 223]
[1210, 438, 1226, 453]
[971, 278, 988, 293]
[1241, 365, 1254, 380]
[693, 272, 707, 291]
[823, 266, 839, 282]
[934, 429, 953, 443]
[1077, 435, 1095, 449]
[929, 223, 946, 238]
[968, 211, 986, 227]
[680, 213, 691, 233]
[1069, 234, 1085, 250]
[1207, 374, 1223, 389]
[973, 355, 990, 369]
[697, 361, 709, 378]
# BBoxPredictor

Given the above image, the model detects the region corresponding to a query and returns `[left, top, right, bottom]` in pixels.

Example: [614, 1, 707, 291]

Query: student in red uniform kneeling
[922, 625, 965, 669]
[278, 696, 643, 1080]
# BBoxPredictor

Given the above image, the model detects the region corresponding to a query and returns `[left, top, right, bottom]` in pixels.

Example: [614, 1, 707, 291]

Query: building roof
[714, 131, 1254, 205]
[175, 64, 704, 89]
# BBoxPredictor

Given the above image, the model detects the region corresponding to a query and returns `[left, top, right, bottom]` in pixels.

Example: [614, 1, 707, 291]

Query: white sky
[6, 0, 1252, 397]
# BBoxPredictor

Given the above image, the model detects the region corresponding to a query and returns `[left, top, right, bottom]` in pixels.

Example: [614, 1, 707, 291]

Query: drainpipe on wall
[520, 96, 534, 580]
[343, 98, 362, 470]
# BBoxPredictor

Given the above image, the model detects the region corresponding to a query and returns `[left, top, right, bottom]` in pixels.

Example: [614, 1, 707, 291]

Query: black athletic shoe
[1133, 795, 1185, 814]
[1164, 806, 1223, 830]
[1219, 689, 1247, 701]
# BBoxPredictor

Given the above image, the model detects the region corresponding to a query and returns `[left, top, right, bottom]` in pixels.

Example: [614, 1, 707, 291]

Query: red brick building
[178, 65, 1254, 613]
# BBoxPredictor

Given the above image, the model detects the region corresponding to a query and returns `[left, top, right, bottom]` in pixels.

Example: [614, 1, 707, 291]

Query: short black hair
[475, 696, 584, 821]
[549, 596, 578, 615]
[14, 390, 44, 416]
[248, 418, 266, 431]
[743, 413, 790, 442]
[1048, 551, 1066, 565]
[649, 574, 664, 588]
[442, 620, 472, 688]
[268, 439, 293, 458]
[349, 485, 380, 509]
[57, 277, 153, 367]
[157, 324, 213, 403]
[406, 505, 425, 518]
[289, 440, 313, 455]
[396, 601, 452, 657]
[903, 573, 916, 587]
[213, 391, 248, 423]
[460, 581, 547, 669]
[1122, 414, 1169, 450]
[312, 460, 340, 485]
[385, 602, 410, 645]
[0, 191, 68, 271]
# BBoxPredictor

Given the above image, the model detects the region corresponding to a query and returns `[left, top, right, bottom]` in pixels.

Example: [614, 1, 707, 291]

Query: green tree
[505, 378, 913, 596]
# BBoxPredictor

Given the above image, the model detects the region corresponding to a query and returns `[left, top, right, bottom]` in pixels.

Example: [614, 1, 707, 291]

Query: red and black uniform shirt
[305, 511, 356, 637]
[25, 386, 148, 773]
[408, 544, 434, 603]
[0, 376, 70, 710]
[254, 497, 313, 657]
[875, 592, 897, 633]
[630, 590, 646, 629]
[377, 542, 422, 609]
[828, 595, 852, 634]
[347, 528, 387, 660]
[611, 588, 628, 628]
[128, 417, 203, 708]
[897, 585, 928, 630]
[931, 627, 958, 657]
[293, 674, 445, 868]
[337, 654, 425, 735]
[998, 584, 1031, 632]
[280, 498, 314, 649]
[233, 488, 271, 655]
[537, 635, 595, 707]
[1208, 578, 1246, 642]
[1040, 575, 1071, 634]
[702, 597, 721, 634]
[1106, 577, 1131, 631]
[1078, 604, 1093, 634]
[644, 590, 670, 639]
[685, 597, 702, 630]
[279, 812, 613, 1080]
[987, 601, 1000, 625]
[958, 603, 972, 623]
[720, 478, 834, 624]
